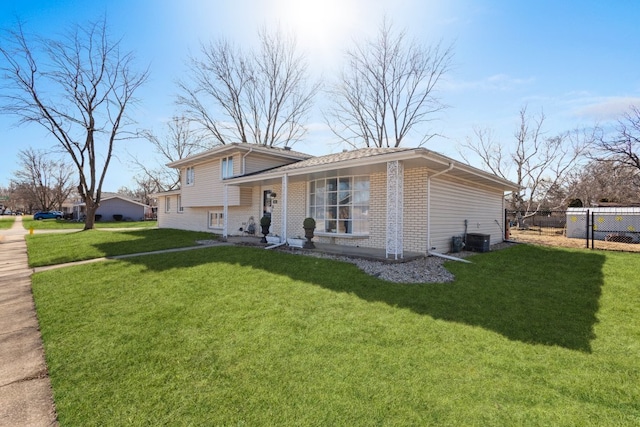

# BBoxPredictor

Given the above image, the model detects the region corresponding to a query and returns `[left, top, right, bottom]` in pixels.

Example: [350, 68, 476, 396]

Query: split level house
[155, 143, 517, 259]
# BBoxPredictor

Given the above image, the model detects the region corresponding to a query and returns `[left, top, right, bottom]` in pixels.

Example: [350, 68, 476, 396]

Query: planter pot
[266, 236, 281, 245]
[260, 225, 270, 243]
[287, 238, 305, 248]
[303, 227, 315, 249]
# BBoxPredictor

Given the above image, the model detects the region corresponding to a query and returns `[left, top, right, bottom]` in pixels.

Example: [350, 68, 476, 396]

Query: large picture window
[309, 176, 369, 234]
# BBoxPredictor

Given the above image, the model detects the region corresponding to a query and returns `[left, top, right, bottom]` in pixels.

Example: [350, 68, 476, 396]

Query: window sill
[314, 232, 369, 239]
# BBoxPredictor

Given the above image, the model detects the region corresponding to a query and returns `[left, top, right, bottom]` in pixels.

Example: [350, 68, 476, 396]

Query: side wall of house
[429, 176, 505, 253]
[96, 199, 145, 221]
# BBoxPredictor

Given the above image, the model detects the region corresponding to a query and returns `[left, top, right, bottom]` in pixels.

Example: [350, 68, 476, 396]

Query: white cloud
[570, 96, 640, 121]
[443, 73, 535, 92]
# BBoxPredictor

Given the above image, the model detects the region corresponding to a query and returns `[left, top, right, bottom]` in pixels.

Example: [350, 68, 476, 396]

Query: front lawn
[31, 244, 640, 426]
[26, 228, 216, 267]
[0, 215, 15, 229]
[22, 217, 157, 230]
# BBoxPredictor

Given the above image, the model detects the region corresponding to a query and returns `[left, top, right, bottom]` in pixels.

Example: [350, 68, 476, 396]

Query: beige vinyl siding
[181, 157, 241, 207]
[244, 153, 300, 174]
[429, 176, 505, 253]
[240, 187, 253, 206]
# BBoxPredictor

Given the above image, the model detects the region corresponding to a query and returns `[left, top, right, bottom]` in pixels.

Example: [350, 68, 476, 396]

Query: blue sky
[1, 0, 639, 191]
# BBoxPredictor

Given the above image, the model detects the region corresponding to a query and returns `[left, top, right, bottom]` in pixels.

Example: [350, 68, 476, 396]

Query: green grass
[31, 244, 640, 426]
[0, 215, 16, 229]
[22, 217, 157, 230]
[26, 228, 216, 267]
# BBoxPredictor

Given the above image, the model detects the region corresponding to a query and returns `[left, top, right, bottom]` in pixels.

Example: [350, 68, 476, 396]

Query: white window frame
[221, 156, 234, 179]
[308, 175, 370, 235]
[165, 196, 171, 213]
[177, 195, 183, 213]
[185, 167, 195, 186]
[208, 211, 224, 229]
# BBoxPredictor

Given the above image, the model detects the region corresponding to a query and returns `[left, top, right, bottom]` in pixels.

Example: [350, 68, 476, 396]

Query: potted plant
[260, 215, 271, 243]
[303, 217, 316, 249]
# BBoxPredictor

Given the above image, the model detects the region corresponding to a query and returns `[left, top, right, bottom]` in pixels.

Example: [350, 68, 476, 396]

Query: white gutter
[241, 147, 253, 174]
[427, 163, 454, 254]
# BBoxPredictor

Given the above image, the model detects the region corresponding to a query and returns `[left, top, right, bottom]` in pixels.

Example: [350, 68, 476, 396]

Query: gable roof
[227, 147, 518, 191]
[167, 142, 312, 168]
[100, 194, 150, 208]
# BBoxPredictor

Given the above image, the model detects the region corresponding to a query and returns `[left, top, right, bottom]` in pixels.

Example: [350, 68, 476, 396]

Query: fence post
[591, 211, 595, 250]
[504, 209, 508, 240]
[586, 209, 590, 249]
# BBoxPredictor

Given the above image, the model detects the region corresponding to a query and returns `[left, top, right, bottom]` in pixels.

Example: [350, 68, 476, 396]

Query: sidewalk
[0, 216, 58, 427]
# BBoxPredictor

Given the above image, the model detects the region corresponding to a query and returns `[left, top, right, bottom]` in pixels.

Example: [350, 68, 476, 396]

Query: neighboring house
[73, 193, 153, 221]
[155, 143, 517, 258]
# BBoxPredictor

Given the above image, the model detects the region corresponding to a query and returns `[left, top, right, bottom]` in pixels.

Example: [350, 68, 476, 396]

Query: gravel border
[285, 241, 518, 284]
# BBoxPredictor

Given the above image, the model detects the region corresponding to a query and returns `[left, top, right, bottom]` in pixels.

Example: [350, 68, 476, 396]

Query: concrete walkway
[0, 216, 57, 427]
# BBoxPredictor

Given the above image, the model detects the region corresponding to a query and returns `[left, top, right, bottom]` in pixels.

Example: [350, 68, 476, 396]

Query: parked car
[33, 211, 63, 220]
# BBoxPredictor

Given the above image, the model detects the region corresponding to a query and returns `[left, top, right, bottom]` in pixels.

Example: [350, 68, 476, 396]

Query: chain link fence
[506, 208, 640, 252]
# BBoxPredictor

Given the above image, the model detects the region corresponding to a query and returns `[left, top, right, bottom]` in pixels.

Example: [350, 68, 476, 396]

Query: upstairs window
[222, 157, 234, 179]
[185, 167, 195, 186]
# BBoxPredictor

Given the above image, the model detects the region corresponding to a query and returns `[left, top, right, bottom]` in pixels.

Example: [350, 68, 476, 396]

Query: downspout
[223, 184, 228, 240]
[242, 147, 253, 175]
[427, 162, 454, 255]
[282, 173, 288, 242]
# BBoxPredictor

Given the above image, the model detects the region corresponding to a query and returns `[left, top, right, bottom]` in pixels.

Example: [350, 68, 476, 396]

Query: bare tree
[135, 116, 209, 191]
[565, 160, 640, 207]
[177, 27, 318, 147]
[460, 107, 590, 226]
[12, 148, 74, 211]
[117, 178, 156, 207]
[326, 19, 454, 148]
[592, 105, 640, 174]
[0, 18, 148, 229]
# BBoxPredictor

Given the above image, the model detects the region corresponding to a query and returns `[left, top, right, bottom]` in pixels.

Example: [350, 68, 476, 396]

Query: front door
[263, 190, 273, 219]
